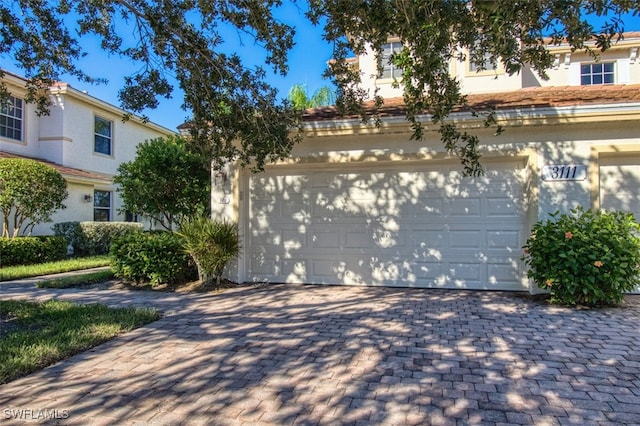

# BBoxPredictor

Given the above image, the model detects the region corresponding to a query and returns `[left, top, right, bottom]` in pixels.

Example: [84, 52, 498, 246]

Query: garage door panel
[487, 230, 522, 250]
[599, 154, 640, 293]
[416, 262, 447, 285]
[413, 198, 446, 217]
[282, 260, 307, 283]
[311, 259, 340, 280]
[412, 229, 446, 248]
[488, 261, 521, 286]
[487, 197, 523, 216]
[248, 161, 528, 290]
[599, 156, 640, 219]
[448, 198, 482, 216]
[450, 230, 483, 248]
[448, 262, 482, 282]
[248, 251, 278, 277]
[344, 228, 373, 248]
[309, 230, 341, 249]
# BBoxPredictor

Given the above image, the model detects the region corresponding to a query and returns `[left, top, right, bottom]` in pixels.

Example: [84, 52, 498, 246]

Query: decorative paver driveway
[1, 280, 639, 425]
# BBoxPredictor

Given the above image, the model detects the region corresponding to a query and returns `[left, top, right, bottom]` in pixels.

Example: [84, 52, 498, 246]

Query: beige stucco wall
[354, 38, 640, 99]
[1, 75, 176, 236]
[227, 106, 640, 223]
[42, 91, 173, 176]
[28, 181, 98, 236]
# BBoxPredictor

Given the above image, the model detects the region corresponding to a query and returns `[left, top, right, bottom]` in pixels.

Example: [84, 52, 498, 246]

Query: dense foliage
[110, 232, 196, 286]
[179, 215, 241, 288]
[0, 236, 66, 267]
[310, 1, 637, 175]
[1, 1, 637, 173]
[0, 158, 68, 237]
[114, 136, 210, 230]
[53, 221, 143, 256]
[522, 208, 640, 306]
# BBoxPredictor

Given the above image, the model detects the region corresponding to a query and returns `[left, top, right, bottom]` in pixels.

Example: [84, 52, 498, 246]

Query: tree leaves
[0, 159, 68, 237]
[1, 1, 637, 174]
[113, 136, 210, 230]
[315, 0, 637, 174]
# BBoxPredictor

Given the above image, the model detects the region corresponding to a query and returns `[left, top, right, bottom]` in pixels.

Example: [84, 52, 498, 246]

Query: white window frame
[94, 115, 113, 156]
[580, 62, 615, 85]
[380, 41, 403, 80]
[0, 95, 23, 141]
[466, 47, 504, 76]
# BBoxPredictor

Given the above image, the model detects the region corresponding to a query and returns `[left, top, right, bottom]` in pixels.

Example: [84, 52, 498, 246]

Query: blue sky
[2, 6, 639, 132]
[3, 3, 335, 131]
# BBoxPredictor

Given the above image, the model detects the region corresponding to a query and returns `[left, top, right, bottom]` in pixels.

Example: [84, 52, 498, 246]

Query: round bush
[522, 207, 640, 306]
[110, 231, 196, 286]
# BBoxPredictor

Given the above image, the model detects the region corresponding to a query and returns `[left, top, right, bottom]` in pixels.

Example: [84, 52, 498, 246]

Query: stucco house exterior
[0, 71, 176, 236]
[212, 33, 640, 292]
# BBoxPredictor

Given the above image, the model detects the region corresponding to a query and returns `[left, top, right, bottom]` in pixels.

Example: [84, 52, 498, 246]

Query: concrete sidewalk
[1, 279, 639, 425]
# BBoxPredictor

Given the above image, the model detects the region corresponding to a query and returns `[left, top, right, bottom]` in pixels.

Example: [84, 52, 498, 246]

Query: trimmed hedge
[0, 236, 67, 267]
[110, 231, 196, 286]
[53, 221, 143, 256]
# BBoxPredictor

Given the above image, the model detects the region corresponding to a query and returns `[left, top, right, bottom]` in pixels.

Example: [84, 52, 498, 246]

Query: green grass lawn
[35, 269, 116, 288]
[0, 299, 159, 384]
[0, 255, 111, 281]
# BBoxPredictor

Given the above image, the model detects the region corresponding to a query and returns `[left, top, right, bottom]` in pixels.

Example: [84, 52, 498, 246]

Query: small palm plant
[178, 214, 241, 288]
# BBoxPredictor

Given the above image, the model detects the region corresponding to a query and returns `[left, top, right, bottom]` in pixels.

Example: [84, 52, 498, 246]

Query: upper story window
[94, 116, 112, 155]
[381, 42, 403, 80]
[468, 51, 498, 73]
[581, 62, 615, 85]
[0, 95, 23, 141]
[93, 190, 111, 222]
[466, 43, 504, 76]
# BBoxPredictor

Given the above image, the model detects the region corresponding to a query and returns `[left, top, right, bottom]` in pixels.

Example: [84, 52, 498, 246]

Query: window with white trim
[93, 190, 111, 221]
[581, 62, 615, 85]
[0, 95, 23, 141]
[94, 116, 112, 155]
[468, 50, 497, 72]
[381, 42, 403, 79]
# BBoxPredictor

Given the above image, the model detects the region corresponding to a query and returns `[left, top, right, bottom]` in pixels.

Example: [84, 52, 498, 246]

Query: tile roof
[303, 84, 640, 121]
[0, 151, 111, 182]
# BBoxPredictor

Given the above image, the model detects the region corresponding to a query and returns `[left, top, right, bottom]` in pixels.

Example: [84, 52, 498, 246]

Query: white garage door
[600, 154, 640, 220]
[247, 160, 529, 290]
[599, 154, 640, 294]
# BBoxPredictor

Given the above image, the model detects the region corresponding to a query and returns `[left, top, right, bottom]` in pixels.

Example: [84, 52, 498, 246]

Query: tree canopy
[308, 0, 638, 174]
[0, 158, 68, 237]
[113, 136, 210, 231]
[2, 0, 637, 174]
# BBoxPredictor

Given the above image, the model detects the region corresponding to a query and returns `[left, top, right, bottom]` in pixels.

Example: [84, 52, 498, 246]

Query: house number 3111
[542, 164, 587, 181]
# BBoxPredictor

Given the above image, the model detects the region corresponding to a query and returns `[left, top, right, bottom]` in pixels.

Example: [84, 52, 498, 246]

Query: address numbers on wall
[542, 164, 587, 181]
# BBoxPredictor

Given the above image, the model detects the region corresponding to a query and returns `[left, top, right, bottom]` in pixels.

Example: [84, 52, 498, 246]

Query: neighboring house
[0, 71, 176, 236]
[212, 33, 640, 292]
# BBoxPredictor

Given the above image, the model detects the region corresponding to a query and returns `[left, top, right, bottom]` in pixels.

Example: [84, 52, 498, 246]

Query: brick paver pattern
[1, 279, 639, 425]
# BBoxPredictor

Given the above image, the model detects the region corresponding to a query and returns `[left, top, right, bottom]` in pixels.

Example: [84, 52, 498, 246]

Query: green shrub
[110, 231, 196, 286]
[0, 236, 67, 267]
[53, 221, 143, 256]
[179, 215, 241, 288]
[522, 207, 640, 306]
